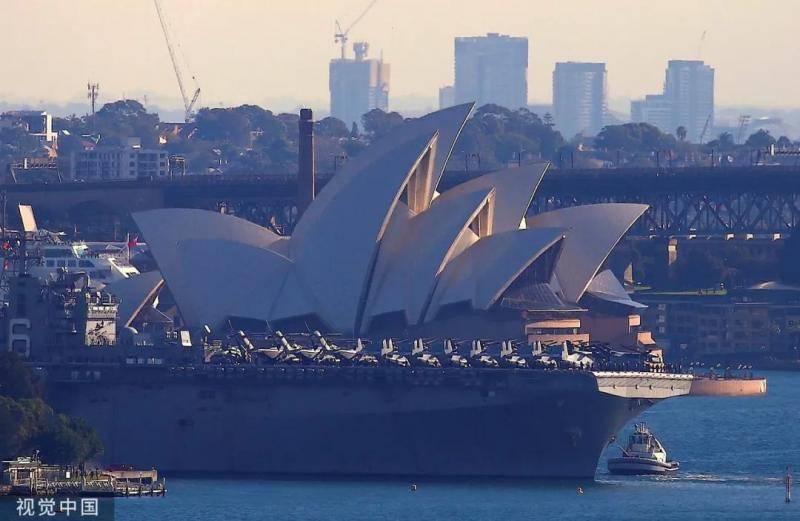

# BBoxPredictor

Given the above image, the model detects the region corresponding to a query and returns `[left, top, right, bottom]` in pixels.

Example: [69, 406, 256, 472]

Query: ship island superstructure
[0, 104, 698, 478]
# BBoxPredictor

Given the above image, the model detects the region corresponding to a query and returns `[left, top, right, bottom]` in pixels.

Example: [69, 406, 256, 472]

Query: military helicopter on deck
[381, 339, 411, 367]
[285, 332, 328, 363]
[443, 339, 470, 368]
[311, 330, 378, 366]
[410, 339, 442, 367]
[469, 340, 499, 368]
[267, 331, 302, 364]
[560, 341, 594, 369]
[499, 340, 529, 368]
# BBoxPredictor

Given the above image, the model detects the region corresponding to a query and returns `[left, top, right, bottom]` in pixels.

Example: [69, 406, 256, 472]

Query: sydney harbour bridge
[3, 165, 800, 239]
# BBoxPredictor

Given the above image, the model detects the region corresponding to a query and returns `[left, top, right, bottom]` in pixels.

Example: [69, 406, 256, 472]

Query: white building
[552, 62, 607, 138]
[133, 104, 647, 341]
[69, 138, 168, 181]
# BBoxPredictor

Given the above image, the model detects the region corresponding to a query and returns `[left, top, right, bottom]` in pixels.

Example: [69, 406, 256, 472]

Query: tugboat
[607, 423, 679, 475]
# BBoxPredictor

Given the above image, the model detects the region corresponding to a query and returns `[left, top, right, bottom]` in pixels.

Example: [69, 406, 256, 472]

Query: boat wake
[598, 472, 782, 486]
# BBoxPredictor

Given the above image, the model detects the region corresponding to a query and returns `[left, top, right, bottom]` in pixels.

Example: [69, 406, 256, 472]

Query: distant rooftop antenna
[87, 82, 100, 120]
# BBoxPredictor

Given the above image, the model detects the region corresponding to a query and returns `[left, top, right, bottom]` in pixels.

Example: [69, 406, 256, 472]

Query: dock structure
[1, 457, 166, 498]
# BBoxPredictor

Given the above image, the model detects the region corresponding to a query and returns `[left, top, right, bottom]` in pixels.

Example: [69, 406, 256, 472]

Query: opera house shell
[133, 104, 646, 339]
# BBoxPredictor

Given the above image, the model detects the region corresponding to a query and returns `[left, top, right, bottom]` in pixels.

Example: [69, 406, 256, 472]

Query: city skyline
[2, 0, 799, 115]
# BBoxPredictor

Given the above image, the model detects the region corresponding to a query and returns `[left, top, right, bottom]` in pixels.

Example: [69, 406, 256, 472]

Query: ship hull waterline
[607, 457, 680, 475]
[45, 367, 672, 479]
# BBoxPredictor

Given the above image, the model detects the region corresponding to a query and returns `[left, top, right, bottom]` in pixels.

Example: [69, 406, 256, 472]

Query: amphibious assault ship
[2, 268, 691, 478]
[3, 104, 696, 478]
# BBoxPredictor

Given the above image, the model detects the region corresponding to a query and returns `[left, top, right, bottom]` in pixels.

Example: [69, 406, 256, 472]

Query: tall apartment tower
[552, 62, 607, 138]
[454, 33, 528, 109]
[630, 95, 672, 134]
[438, 86, 455, 110]
[664, 60, 714, 142]
[329, 42, 390, 130]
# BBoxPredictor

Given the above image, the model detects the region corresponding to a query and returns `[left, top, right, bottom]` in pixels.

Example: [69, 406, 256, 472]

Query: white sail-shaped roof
[525, 203, 647, 304]
[293, 104, 474, 238]
[363, 186, 494, 327]
[134, 106, 653, 337]
[425, 227, 566, 321]
[174, 238, 297, 328]
[586, 269, 647, 309]
[290, 131, 440, 333]
[133, 209, 284, 325]
[433, 163, 548, 233]
[104, 270, 164, 328]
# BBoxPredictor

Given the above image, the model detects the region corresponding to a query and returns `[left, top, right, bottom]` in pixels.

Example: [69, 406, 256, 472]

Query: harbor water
[102, 371, 796, 520]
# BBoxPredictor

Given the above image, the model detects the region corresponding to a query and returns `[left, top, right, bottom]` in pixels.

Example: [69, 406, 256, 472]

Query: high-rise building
[630, 95, 672, 134]
[552, 62, 607, 138]
[329, 42, 390, 130]
[454, 33, 528, 109]
[664, 60, 714, 142]
[438, 85, 455, 110]
[631, 60, 714, 142]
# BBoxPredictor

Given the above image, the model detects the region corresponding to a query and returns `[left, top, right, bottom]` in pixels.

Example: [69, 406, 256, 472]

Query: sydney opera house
[133, 104, 651, 345]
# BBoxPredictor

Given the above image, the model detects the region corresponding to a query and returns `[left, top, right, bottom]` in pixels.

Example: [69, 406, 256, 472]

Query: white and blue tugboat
[607, 423, 679, 475]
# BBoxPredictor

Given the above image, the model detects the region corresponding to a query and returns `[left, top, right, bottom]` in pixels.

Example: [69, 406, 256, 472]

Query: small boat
[607, 423, 679, 475]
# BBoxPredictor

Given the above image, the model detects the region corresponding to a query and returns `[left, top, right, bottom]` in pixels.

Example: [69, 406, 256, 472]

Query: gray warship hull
[45, 365, 689, 478]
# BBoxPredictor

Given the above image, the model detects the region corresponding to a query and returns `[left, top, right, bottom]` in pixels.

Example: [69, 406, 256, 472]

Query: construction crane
[334, 0, 379, 59]
[736, 115, 751, 145]
[153, 0, 201, 122]
[698, 113, 712, 144]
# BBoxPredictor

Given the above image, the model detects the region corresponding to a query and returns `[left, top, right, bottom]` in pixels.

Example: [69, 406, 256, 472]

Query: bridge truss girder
[530, 191, 800, 236]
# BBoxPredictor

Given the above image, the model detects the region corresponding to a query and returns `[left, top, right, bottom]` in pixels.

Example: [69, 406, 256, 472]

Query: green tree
[193, 108, 252, 147]
[707, 132, 735, 150]
[94, 100, 161, 147]
[745, 129, 776, 148]
[361, 109, 405, 140]
[0, 352, 40, 399]
[671, 249, 725, 289]
[315, 117, 349, 139]
[0, 397, 39, 458]
[594, 123, 676, 152]
[453, 104, 564, 169]
[676, 126, 687, 141]
[33, 414, 104, 466]
[0, 352, 103, 464]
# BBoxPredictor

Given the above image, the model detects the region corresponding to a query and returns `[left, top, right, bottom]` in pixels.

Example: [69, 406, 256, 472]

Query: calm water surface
[115, 371, 799, 521]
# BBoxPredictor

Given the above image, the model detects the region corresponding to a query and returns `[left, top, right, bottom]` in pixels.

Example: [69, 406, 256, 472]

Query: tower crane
[698, 113, 712, 144]
[154, 0, 201, 122]
[334, 0, 379, 59]
[736, 115, 751, 145]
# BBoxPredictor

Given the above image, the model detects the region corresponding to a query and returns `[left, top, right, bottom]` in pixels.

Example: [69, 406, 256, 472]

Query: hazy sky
[2, 0, 798, 114]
